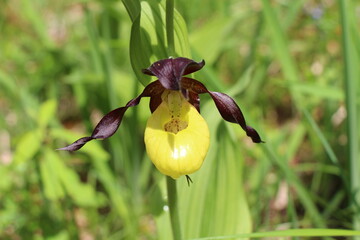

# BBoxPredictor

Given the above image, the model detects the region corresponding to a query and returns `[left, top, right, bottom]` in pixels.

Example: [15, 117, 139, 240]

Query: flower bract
[59, 57, 263, 179]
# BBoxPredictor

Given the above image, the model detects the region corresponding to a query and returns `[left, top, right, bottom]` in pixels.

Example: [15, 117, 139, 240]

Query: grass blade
[339, 0, 360, 231]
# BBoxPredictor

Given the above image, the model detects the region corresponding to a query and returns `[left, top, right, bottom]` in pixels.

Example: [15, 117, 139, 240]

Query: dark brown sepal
[57, 137, 93, 151]
[141, 57, 205, 90]
[188, 91, 200, 113]
[182, 78, 263, 143]
[59, 81, 163, 151]
[208, 92, 263, 143]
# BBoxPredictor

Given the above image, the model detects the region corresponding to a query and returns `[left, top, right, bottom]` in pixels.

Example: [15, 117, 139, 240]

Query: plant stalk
[339, 0, 360, 232]
[166, 0, 175, 56]
[166, 176, 182, 240]
[165, 2, 181, 239]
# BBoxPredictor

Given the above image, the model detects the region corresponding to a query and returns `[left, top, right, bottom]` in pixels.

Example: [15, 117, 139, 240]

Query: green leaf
[59, 167, 101, 207]
[129, 0, 191, 86]
[45, 231, 69, 240]
[290, 82, 344, 101]
[175, 124, 251, 239]
[190, 15, 229, 65]
[42, 148, 102, 207]
[121, 0, 141, 22]
[13, 130, 42, 164]
[0, 167, 12, 191]
[147, 184, 165, 216]
[0, 69, 17, 97]
[37, 99, 57, 128]
[339, 0, 360, 229]
[190, 228, 360, 240]
[40, 149, 65, 200]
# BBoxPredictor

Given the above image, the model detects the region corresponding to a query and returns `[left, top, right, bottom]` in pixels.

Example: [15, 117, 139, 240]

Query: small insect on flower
[59, 57, 263, 179]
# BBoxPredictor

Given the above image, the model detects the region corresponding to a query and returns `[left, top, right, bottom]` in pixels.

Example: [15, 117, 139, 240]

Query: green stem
[166, 0, 181, 235]
[166, 0, 175, 56]
[166, 176, 182, 240]
[165, 2, 181, 238]
[339, 0, 360, 231]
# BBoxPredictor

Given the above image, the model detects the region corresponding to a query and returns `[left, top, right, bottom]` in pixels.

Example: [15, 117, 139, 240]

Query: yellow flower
[145, 90, 209, 179]
[60, 57, 262, 180]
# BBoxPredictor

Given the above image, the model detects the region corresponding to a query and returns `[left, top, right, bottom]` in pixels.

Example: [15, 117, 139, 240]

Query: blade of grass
[261, 143, 326, 227]
[166, 0, 175, 55]
[190, 228, 360, 240]
[339, 0, 360, 231]
[83, 5, 139, 237]
[261, 0, 326, 227]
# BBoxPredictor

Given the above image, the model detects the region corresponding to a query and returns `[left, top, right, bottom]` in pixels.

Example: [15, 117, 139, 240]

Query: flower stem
[166, 176, 182, 240]
[166, 0, 175, 56]
[165, 2, 182, 238]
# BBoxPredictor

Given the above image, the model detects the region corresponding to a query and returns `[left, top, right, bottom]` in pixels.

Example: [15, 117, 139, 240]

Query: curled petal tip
[245, 126, 264, 143]
[181, 78, 264, 143]
[57, 136, 93, 151]
[183, 59, 205, 76]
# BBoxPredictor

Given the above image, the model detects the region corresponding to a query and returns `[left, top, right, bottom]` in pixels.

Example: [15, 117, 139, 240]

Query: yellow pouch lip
[144, 91, 210, 179]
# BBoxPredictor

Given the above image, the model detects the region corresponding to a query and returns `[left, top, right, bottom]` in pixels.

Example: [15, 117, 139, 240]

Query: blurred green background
[1, 0, 360, 239]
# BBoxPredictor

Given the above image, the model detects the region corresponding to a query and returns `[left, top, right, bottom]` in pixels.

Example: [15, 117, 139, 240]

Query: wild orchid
[59, 57, 263, 179]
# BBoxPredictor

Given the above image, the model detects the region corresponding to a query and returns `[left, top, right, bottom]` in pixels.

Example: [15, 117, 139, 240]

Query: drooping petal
[208, 92, 263, 143]
[141, 57, 205, 90]
[182, 77, 263, 143]
[144, 90, 210, 179]
[57, 137, 93, 151]
[59, 81, 164, 151]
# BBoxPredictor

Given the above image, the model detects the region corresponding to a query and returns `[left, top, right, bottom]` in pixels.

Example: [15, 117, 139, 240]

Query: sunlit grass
[0, 0, 359, 239]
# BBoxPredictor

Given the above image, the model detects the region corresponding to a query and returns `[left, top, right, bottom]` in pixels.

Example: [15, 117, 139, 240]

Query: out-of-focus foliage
[0, 0, 359, 239]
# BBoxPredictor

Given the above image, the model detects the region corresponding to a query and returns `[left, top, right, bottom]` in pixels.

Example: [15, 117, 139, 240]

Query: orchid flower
[59, 57, 263, 179]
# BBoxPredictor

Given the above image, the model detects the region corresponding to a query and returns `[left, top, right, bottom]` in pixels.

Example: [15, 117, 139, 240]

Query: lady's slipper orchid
[59, 57, 263, 179]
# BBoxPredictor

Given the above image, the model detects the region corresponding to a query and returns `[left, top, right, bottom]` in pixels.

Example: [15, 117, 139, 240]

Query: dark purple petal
[59, 81, 164, 151]
[57, 137, 93, 151]
[149, 93, 163, 113]
[180, 77, 207, 94]
[141, 57, 205, 90]
[208, 92, 263, 143]
[182, 77, 263, 143]
[180, 88, 200, 112]
[91, 107, 127, 139]
[181, 58, 205, 76]
[188, 91, 200, 112]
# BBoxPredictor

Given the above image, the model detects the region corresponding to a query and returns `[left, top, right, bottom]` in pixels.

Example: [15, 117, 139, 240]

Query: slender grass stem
[339, 0, 360, 231]
[167, 176, 182, 240]
[166, 0, 175, 56]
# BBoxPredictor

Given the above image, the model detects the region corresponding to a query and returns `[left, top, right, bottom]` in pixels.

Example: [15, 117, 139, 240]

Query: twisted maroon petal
[58, 81, 164, 151]
[141, 57, 205, 90]
[182, 77, 263, 143]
